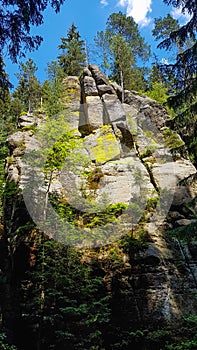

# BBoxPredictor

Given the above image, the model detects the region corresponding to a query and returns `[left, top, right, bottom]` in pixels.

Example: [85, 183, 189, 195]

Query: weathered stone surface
[82, 67, 92, 77]
[89, 64, 110, 85]
[102, 93, 126, 123]
[110, 82, 123, 101]
[5, 164, 19, 182]
[82, 76, 98, 96]
[84, 126, 120, 163]
[143, 243, 161, 265]
[97, 84, 115, 96]
[122, 103, 138, 135]
[138, 104, 171, 132]
[124, 90, 144, 108]
[152, 159, 196, 206]
[18, 114, 38, 128]
[96, 156, 155, 204]
[62, 76, 81, 131]
[62, 76, 81, 112]
[84, 95, 104, 131]
[7, 131, 25, 149]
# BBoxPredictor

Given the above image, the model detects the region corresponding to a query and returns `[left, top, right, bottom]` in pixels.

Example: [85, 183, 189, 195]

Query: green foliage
[0, 57, 11, 117]
[58, 23, 86, 76]
[162, 127, 185, 150]
[153, 2, 197, 165]
[165, 315, 197, 350]
[94, 12, 150, 93]
[3, 181, 19, 199]
[146, 82, 169, 104]
[0, 333, 17, 350]
[13, 58, 41, 113]
[94, 31, 111, 75]
[166, 221, 197, 242]
[0, 114, 17, 218]
[36, 114, 83, 171]
[51, 195, 128, 229]
[153, 14, 180, 44]
[83, 202, 128, 228]
[120, 229, 148, 255]
[42, 61, 65, 117]
[139, 146, 155, 159]
[20, 239, 110, 349]
[106, 12, 150, 61]
[146, 197, 159, 211]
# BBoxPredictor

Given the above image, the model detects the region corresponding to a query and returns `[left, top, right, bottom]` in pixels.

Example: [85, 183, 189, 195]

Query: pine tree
[109, 34, 135, 101]
[0, 57, 11, 118]
[41, 61, 65, 117]
[14, 59, 41, 113]
[58, 23, 86, 76]
[104, 12, 150, 95]
[155, 1, 197, 164]
[94, 30, 111, 76]
[19, 239, 110, 350]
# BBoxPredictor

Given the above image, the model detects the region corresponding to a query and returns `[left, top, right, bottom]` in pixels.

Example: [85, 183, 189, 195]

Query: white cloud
[171, 7, 191, 24]
[118, 0, 152, 27]
[100, 0, 108, 6]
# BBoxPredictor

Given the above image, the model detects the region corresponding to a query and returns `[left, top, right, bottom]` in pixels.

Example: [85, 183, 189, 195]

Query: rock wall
[3, 65, 197, 338]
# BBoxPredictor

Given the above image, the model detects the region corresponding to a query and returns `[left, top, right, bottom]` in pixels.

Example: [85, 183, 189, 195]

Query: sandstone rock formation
[3, 65, 197, 333]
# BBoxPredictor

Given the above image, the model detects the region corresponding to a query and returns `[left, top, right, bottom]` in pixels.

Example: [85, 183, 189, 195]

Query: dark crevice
[135, 142, 160, 194]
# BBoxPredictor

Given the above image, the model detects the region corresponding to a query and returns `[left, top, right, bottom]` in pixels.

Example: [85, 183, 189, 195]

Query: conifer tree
[95, 12, 150, 96]
[0, 57, 11, 118]
[58, 23, 86, 76]
[13, 58, 41, 113]
[94, 31, 111, 76]
[41, 61, 65, 117]
[154, 1, 197, 164]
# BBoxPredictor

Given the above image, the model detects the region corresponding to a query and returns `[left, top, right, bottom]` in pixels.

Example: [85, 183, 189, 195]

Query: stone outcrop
[3, 65, 197, 335]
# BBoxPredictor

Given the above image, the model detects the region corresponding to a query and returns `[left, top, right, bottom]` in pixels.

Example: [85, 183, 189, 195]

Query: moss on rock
[84, 125, 120, 163]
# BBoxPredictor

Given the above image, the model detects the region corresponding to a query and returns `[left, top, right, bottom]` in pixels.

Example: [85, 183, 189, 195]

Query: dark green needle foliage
[58, 23, 86, 76]
[153, 1, 197, 164]
[0, 0, 66, 62]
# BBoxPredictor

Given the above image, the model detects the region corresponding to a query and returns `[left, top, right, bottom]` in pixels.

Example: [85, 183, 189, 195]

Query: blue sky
[4, 0, 190, 87]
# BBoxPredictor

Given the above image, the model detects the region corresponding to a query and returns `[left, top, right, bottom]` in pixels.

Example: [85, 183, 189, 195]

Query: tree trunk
[120, 69, 124, 103]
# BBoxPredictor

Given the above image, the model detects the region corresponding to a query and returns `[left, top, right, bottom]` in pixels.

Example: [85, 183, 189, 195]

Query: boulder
[82, 76, 98, 96]
[102, 93, 126, 123]
[82, 67, 92, 77]
[110, 82, 123, 101]
[152, 159, 196, 206]
[7, 131, 25, 150]
[18, 114, 37, 128]
[62, 76, 81, 131]
[97, 84, 115, 96]
[88, 64, 110, 85]
[84, 96, 104, 131]
[62, 76, 81, 112]
[122, 103, 138, 136]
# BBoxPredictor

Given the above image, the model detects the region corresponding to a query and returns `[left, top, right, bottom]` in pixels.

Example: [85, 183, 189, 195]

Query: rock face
[3, 65, 197, 341]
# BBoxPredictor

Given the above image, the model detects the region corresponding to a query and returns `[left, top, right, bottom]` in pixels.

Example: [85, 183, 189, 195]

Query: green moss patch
[162, 128, 185, 150]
